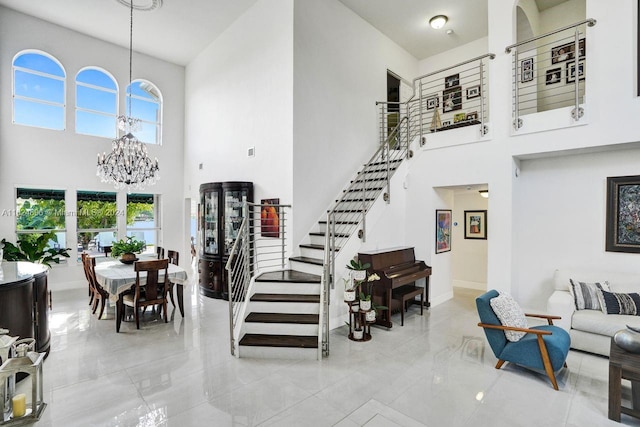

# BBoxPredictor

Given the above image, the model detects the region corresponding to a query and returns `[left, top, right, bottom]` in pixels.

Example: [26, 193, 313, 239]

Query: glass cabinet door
[224, 189, 247, 255]
[203, 190, 219, 256]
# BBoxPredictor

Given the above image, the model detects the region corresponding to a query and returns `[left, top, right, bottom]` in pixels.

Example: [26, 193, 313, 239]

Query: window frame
[75, 67, 119, 139]
[126, 193, 161, 256]
[126, 79, 163, 145]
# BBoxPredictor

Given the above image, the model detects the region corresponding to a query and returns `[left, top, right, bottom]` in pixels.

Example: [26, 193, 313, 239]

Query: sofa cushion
[569, 279, 610, 310]
[572, 309, 640, 337]
[597, 290, 640, 315]
[490, 292, 528, 342]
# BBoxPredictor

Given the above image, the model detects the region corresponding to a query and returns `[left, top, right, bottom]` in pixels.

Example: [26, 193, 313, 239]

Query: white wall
[292, 0, 418, 245]
[452, 191, 488, 291]
[184, 0, 295, 212]
[0, 7, 185, 289]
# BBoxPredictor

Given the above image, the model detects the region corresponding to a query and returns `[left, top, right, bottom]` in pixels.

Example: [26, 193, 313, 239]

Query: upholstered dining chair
[476, 289, 571, 390]
[83, 255, 109, 320]
[118, 258, 169, 331]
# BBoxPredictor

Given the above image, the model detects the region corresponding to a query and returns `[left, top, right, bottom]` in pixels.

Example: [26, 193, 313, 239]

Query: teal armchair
[476, 290, 570, 390]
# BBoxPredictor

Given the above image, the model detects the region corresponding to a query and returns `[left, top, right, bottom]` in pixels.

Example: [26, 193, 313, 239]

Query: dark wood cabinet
[0, 262, 50, 355]
[198, 181, 253, 299]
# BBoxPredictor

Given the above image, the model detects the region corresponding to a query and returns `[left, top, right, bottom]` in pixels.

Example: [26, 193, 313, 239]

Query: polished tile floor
[28, 281, 640, 426]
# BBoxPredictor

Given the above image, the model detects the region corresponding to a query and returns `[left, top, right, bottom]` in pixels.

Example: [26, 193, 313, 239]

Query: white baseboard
[452, 280, 486, 291]
[431, 290, 454, 307]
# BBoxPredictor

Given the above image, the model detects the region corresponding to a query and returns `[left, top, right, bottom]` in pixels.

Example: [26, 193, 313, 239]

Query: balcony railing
[506, 18, 597, 130]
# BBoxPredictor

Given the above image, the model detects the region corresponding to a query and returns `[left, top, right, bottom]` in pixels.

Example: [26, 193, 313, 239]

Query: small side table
[609, 338, 640, 422]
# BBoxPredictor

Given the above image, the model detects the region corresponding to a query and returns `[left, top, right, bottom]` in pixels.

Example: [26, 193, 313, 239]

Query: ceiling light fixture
[97, 1, 159, 191]
[429, 15, 448, 29]
[115, 0, 163, 12]
[479, 190, 489, 198]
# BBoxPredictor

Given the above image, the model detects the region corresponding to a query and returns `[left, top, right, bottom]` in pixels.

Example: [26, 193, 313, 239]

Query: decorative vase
[360, 300, 371, 311]
[353, 328, 364, 340]
[351, 270, 366, 281]
[365, 310, 376, 322]
[614, 327, 640, 353]
[344, 290, 356, 302]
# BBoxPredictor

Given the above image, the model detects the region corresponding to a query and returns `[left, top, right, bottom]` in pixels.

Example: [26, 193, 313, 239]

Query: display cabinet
[198, 182, 253, 299]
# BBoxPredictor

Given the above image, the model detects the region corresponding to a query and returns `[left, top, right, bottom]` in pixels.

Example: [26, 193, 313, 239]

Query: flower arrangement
[359, 272, 380, 302]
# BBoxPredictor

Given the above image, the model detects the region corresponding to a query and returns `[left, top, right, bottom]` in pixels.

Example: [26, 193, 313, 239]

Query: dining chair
[81, 252, 94, 305]
[165, 250, 179, 307]
[83, 255, 109, 320]
[156, 246, 165, 259]
[119, 258, 169, 331]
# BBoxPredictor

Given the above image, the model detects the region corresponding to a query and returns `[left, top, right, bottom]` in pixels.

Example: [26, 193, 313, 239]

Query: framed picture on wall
[464, 210, 487, 240]
[444, 73, 459, 89]
[520, 57, 534, 82]
[546, 68, 562, 85]
[566, 60, 585, 84]
[426, 94, 439, 110]
[606, 176, 640, 253]
[260, 198, 280, 238]
[443, 87, 462, 113]
[551, 39, 585, 64]
[466, 85, 480, 99]
[435, 209, 452, 254]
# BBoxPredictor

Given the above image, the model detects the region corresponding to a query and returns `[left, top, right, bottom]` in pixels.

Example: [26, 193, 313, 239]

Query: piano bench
[391, 285, 424, 326]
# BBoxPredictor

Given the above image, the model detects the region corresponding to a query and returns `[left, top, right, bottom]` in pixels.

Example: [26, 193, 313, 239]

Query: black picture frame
[444, 73, 460, 89]
[426, 95, 439, 110]
[443, 87, 462, 113]
[546, 68, 561, 85]
[551, 39, 585, 64]
[466, 111, 478, 121]
[606, 176, 640, 253]
[520, 57, 534, 82]
[566, 60, 585, 84]
[464, 210, 487, 240]
[466, 85, 480, 99]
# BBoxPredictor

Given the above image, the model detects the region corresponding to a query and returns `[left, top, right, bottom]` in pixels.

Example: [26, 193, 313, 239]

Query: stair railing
[226, 201, 291, 356]
[505, 19, 596, 130]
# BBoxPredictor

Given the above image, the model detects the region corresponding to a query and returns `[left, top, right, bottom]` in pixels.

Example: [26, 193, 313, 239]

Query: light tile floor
[26, 283, 640, 426]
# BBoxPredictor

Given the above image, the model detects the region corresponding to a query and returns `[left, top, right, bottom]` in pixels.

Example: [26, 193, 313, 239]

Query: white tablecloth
[94, 255, 189, 302]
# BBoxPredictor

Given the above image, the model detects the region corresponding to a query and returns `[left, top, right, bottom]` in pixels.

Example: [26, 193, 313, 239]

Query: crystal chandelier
[97, 1, 159, 191]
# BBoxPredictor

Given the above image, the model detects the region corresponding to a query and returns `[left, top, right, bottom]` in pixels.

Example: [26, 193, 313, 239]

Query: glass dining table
[93, 255, 189, 318]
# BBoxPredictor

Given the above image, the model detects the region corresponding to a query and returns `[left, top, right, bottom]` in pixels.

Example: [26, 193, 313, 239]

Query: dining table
[93, 254, 189, 318]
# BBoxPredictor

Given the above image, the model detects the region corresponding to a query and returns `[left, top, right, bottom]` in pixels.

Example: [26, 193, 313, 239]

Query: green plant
[346, 259, 371, 271]
[359, 272, 381, 301]
[343, 277, 358, 292]
[1, 232, 70, 267]
[111, 236, 145, 257]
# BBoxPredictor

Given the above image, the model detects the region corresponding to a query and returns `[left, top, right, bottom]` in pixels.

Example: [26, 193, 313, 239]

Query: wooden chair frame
[478, 313, 566, 390]
[83, 255, 109, 319]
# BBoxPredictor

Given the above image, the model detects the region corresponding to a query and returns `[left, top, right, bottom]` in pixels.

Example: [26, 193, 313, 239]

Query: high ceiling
[0, 0, 568, 66]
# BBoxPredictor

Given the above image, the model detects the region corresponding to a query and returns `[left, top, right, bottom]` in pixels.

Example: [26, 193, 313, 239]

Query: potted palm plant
[111, 236, 145, 263]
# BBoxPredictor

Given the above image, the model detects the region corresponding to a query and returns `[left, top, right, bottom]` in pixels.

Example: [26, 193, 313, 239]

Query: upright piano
[358, 247, 432, 328]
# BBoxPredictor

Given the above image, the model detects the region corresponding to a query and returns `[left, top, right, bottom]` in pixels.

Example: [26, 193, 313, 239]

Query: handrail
[505, 18, 596, 53]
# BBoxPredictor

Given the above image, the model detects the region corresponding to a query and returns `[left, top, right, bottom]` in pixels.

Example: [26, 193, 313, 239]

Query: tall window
[126, 193, 159, 255]
[127, 80, 162, 145]
[16, 188, 67, 254]
[13, 51, 66, 130]
[76, 68, 118, 138]
[76, 191, 117, 260]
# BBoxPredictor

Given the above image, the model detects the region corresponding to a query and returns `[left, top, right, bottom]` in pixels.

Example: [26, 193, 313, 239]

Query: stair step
[318, 220, 359, 225]
[332, 209, 367, 214]
[309, 232, 350, 238]
[251, 293, 320, 303]
[351, 177, 387, 183]
[345, 187, 383, 193]
[364, 167, 398, 174]
[255, 270, 321, 283]
[336, 198, 375, 203]
[289, 256, 324, 266]
[299, 243, 339, 251]
[239, 334, 318, 349]
[245, 313, 319, 324]
[367, 159, 402, 167]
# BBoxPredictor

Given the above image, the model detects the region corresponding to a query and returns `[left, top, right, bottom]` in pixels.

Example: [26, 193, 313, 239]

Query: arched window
[76, 67, 118, 138]
[13, 50, 66, 130]
[127, 79, 162, 145]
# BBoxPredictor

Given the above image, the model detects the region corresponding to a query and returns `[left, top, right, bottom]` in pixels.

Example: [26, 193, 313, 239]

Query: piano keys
[358, 247, 432, 328]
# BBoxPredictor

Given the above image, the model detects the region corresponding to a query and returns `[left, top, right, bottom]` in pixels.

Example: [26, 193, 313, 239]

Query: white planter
[351, 303, 360, 313]
[353, 329, 364, 340]
[360, 300, 371, 311]
[365, 310, 376, 322]
[351, 270, 366, 281]
[344, 290, 356, 302]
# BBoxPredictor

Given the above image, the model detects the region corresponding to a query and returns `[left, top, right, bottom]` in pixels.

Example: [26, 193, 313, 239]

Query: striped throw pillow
[569, 279, 610, 310]
[597, 290, 640, 315]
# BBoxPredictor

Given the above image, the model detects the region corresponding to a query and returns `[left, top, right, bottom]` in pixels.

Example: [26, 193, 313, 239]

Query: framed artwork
[441, 120, 451, 127]
[260, 198, 280, 238]
[443, 87, 462, 113]
[551, 39, 585, 64]
[606, 176, 640, 253]
[444, 73, 460, 89]
[435, 209, 452, 254]
[566, 60, 585, 84]
[464, 210, 487, 240]
[453, 112, 466, 123]
[426, 95, 439, 110]
[466, 85, 480, 99]
[520, 57, 534, 82]
[466, 111, 478, 121]
[546, 68, 561, 85]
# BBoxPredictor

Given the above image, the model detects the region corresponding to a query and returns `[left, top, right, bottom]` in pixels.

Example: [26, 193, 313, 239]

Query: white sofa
[547, 269, 640, 356]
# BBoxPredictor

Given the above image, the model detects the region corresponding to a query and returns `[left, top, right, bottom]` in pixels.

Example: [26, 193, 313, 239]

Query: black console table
[0, 262, 50, 355]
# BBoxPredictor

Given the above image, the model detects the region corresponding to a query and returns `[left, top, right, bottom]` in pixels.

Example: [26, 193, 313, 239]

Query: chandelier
[97, 1, 159, 191]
